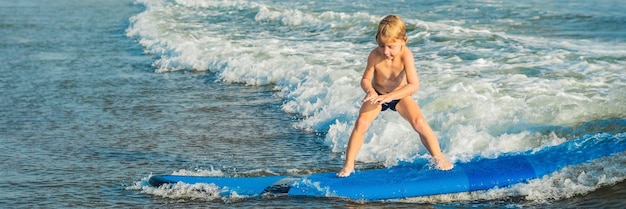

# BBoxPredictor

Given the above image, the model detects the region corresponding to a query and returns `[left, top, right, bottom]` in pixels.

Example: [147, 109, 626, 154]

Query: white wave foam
[172, 167, 225, 176]
[128, 0, 626, 171]
[126, 168, 265, 202]
[126, 175, 223, 201]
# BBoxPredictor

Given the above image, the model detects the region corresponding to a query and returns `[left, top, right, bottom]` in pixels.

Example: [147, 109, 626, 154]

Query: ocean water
[1, 0, 624, 208]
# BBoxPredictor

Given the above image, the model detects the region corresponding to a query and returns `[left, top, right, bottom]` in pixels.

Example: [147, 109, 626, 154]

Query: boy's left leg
[395, 99, 453, 170]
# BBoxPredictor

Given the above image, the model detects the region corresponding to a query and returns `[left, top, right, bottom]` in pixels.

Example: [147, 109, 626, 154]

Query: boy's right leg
[338, 103, 381, 177]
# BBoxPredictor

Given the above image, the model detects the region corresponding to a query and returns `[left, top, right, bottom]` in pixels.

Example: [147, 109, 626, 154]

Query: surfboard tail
[147, 175, 299, 196]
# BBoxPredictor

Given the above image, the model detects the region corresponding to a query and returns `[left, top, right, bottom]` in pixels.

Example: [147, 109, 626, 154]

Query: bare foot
[433, 155, 454, 170]
[336, 168, 354, 178]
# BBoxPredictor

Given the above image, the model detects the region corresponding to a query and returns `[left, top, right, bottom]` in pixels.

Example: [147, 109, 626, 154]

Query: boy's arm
[361, 51, 378, 102]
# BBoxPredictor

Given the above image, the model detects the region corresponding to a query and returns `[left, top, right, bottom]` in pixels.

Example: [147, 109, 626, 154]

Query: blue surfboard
[149, 133, 625, 200]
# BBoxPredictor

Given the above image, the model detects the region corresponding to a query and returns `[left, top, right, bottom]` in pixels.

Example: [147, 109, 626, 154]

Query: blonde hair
[376, 15, 407, 43]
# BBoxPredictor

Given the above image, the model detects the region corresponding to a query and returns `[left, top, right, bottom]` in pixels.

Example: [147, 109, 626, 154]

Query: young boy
[337, 15, 453, 177]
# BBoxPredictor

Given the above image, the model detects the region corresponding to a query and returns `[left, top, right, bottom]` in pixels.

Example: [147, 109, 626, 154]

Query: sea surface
[1, 0, 625, 208]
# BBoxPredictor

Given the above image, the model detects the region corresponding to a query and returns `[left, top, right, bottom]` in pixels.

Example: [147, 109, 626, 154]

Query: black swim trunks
[382, 99, 400, 111]
[375, 90, 400, 111]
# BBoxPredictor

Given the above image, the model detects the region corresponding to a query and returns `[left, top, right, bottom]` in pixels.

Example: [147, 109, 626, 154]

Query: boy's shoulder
[401, 48, 414, 60]
[367, 48, 385, 61]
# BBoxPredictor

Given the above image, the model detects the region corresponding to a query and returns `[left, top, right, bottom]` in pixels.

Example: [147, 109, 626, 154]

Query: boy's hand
[363, 92, 394, 105]
[362, 91, 378, 103]
[372, 95, 393, 105]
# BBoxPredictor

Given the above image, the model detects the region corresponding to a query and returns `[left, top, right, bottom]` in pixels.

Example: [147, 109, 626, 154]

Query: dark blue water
[0, 0, 325, 207]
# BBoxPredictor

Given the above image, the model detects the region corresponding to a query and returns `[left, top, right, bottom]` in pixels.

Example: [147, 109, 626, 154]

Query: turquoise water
[1, 0, 624, 208]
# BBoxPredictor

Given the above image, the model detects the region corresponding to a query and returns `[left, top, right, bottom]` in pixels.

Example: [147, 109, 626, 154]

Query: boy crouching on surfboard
[337, 15, 453, 177]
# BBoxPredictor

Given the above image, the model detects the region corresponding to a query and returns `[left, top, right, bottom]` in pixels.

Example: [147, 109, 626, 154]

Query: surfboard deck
[149, 133, 625, 200]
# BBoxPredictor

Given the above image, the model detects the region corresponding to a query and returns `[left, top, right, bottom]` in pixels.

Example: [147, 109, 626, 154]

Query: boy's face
[376, 36, 406, 60]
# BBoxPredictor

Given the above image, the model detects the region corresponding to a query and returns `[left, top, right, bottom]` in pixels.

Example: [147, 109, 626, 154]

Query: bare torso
[371, 57, 408, 94]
